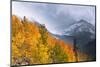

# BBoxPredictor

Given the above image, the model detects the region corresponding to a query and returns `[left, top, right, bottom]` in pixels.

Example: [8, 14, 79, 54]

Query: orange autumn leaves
[12, 15, 85, 65]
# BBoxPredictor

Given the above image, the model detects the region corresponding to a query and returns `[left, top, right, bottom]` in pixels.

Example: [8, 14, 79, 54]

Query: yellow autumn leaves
[12, 15, 89, 66]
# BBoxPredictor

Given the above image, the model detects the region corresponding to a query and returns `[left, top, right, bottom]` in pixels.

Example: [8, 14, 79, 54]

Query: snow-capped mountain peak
[62, 19, 95, 36]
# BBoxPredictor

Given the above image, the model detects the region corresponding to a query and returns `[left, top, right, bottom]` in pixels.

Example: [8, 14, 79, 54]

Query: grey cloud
[12, 1, 95, 34]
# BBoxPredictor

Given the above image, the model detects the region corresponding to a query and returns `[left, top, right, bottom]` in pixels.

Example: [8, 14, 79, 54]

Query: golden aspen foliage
[12, 15, 89, 65]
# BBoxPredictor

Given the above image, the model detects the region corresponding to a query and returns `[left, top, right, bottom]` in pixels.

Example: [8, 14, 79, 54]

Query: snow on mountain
[63, 19, 95, 37]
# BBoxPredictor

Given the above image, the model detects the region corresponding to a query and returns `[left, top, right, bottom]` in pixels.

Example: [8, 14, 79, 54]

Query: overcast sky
[12, 1, 95, 34]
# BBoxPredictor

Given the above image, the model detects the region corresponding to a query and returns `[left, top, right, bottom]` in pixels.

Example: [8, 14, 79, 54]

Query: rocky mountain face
[52, 19, 96, 60]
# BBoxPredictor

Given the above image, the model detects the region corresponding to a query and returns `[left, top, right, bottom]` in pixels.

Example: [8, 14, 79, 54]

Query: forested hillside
[12, 15, 89, 65]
